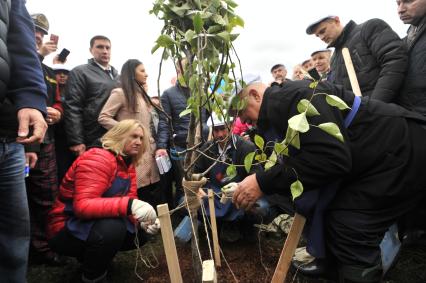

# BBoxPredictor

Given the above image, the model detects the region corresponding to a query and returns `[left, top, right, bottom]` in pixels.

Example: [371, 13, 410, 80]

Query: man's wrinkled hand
[16, 108, 47, 145]
[232, 174, 263, 210]
[46, 107, 61, 125]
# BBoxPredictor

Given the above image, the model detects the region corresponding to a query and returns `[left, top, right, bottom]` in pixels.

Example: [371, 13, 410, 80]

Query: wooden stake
[271, 213, 306, 283]
[342, 47, 363, 97]
[202, 260, 217, 283]
[157, 204, 183, 283]
[208, 189, 221, 267]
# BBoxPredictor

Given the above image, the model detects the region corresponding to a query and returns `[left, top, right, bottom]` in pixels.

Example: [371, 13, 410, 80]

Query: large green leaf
[179, 108, 192, 117]
[212, 14, 226, 26]
[325, 95, 350, 110]
[226, 164, 237, 179]
[244, 152, 255, 173]
[288, 113, 309, 133]
[318, 122, 344, 142]
[156, 34, 175, 48]
[185, 30, 196, 43]
[297, 99, 320, 117]
[170, 3, 191, 17]
[217, 31, 230, 42]
[285, 127, 300, 149]
[193, 13, 203, 33]
[290, 180, 303, 200]
[254, 135, 264, 150]
[274, 143, 288, 156]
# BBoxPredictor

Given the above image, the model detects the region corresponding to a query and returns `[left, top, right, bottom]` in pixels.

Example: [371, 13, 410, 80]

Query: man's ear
[248, 88, 261, 102]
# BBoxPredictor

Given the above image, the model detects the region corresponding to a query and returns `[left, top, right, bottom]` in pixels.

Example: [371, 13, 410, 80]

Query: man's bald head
[235, 76, 267, 125]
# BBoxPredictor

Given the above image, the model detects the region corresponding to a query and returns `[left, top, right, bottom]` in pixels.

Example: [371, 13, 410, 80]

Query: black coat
[63, 59, 118, 147]
[329, 19, 407, 102]
[397, 17, 426, 116]
[255, 80, 426, 212]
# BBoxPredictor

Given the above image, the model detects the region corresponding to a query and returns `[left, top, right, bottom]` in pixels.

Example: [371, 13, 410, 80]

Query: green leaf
[207, 25, 223, 34]
[265, 151, 277, 171]
[179, 108, 192, 117]
[151, 43, 160, 54]
[255, 153, 267, 162]
[185, 30, 196, 43]
[226, 164, 237, 179]
[297, 99, 320, 117]
[217, 31, 230, 42]
[156, 34, 175, 48]
[254, 135, 264, 150]
[274, 143, 288, 156]
[212, 14, 226, 26]
[170, 3, 191, 17]
[194, 0, 202, 10]
[325, 95, 350, 110]
[193, 13, 203, 34]
[309, 81, 319, 89]
[230, 15, 244, 28]
[318, 122, 344, 142]
[290, 180, 304, 200]
[285, 127, 300, 149]
[244, 152, 255, 173]
[288, 113, 309, 133]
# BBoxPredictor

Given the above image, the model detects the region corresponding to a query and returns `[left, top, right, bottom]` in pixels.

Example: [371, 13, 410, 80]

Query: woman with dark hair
[48, 119, 160, 282]
[99, 59, 162, 208]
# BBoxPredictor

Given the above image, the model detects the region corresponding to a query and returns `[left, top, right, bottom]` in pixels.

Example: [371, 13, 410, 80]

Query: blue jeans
[0, 142, 29, 283]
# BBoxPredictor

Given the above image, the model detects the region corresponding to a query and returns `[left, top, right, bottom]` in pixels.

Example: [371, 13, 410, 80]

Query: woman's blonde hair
[101, 119, 149, 165]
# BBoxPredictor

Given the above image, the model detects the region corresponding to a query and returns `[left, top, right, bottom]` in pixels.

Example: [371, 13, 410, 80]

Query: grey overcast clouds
[25, 0, 408, 95]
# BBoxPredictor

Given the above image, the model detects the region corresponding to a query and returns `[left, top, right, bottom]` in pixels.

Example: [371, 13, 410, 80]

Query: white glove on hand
[131, 199, 157, 224]
[220, 182, 238, 204]
[142, 218, 161, 235]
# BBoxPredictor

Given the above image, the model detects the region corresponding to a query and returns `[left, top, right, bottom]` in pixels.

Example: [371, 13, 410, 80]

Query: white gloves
[220, 182, 238, 204]
[142, 218, 161, 235]
[131, 199, 157, 224]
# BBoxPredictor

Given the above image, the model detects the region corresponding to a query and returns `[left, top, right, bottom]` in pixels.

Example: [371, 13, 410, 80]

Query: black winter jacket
[397, 17, 426, 116]
[255, 80, 426, 211]
[329, 19, 407, 102]
[63, 59, 118, 147]
[156, 84, 208, 149]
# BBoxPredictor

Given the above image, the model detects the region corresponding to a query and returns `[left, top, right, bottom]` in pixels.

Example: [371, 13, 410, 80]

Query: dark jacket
[0, 0, 47, 138]
[397, 17, 426, 116]
[63, 59, 118, 147]
[255, 80, 426, 211]
[156, 84, 208, 149]
[329, 19, 407, 102]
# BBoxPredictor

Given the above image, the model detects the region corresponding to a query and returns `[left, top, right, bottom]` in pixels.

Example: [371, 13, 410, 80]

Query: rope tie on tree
[182, 177, 207, 213]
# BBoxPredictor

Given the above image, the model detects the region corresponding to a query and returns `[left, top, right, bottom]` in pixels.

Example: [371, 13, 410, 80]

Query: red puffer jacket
[47, 148, 138, 239]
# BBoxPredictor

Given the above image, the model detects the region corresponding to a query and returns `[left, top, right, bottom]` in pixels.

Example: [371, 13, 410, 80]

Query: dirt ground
[27, 230, 426, 283]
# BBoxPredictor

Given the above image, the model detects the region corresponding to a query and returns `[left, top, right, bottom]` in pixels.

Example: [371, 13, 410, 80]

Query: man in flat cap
[230, 76, 426, 282]
[306, 16, 407, 102]
[270, 63, 289, 87]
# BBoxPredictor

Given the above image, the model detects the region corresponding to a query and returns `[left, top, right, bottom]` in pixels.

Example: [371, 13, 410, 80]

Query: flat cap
[31, 13, 49, 34]
[306, 15, 336, 35]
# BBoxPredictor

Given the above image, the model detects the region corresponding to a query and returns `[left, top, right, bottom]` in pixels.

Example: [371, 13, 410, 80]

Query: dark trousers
[26, 143, 58, 254]
[49, 218, 148, 279]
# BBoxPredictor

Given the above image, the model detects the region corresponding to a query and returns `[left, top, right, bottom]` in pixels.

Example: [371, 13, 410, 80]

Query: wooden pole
[208, 189, 221, 267]
[342, 47, 363, 97]
[157, 204, 183, 283]
[271, 213, 306, 283]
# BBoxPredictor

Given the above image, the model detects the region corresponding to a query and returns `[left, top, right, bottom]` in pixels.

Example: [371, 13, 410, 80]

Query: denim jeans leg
[0, 142, 30, 283]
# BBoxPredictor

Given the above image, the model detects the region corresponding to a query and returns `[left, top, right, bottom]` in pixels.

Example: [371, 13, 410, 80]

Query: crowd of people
[1, 0, 426, 282]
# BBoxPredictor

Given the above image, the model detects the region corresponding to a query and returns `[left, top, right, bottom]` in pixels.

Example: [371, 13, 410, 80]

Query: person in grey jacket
[0, 0, 48, 281]
[63, 35, 118, 156]
[306, 16, 408, 102]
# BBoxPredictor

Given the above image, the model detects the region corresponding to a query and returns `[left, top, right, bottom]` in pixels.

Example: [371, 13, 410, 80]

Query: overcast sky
[25, 0, 408, 95]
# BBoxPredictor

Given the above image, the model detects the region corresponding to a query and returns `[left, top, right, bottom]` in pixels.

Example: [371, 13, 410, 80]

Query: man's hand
[46, 107, 61, 125]
[155, 148, 168, 157]
[38, 41, 57, 58]
[25, 152, 38, 168]
[69, 144, 86, 156]
[232, 174, 263, 210]
[16, 108, 48, 144]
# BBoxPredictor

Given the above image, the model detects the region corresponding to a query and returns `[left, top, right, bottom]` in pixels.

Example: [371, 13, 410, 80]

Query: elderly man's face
[397, 0, 426, 25]
[238, 92, 261, 125]
[313, 19, 342, 45]
[272, 66, 287, 82]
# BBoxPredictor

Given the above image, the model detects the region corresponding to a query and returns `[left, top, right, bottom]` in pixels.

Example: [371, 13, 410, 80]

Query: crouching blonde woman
[47, 120, 160, 282]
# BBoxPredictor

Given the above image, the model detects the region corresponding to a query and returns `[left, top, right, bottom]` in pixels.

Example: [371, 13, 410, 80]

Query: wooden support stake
[208, 189, 221, 267]
[271, 213, 306, 283]
[342, 47, 363, 97]
[157, 204, 183, 283]
[202, 259, 217, 283]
